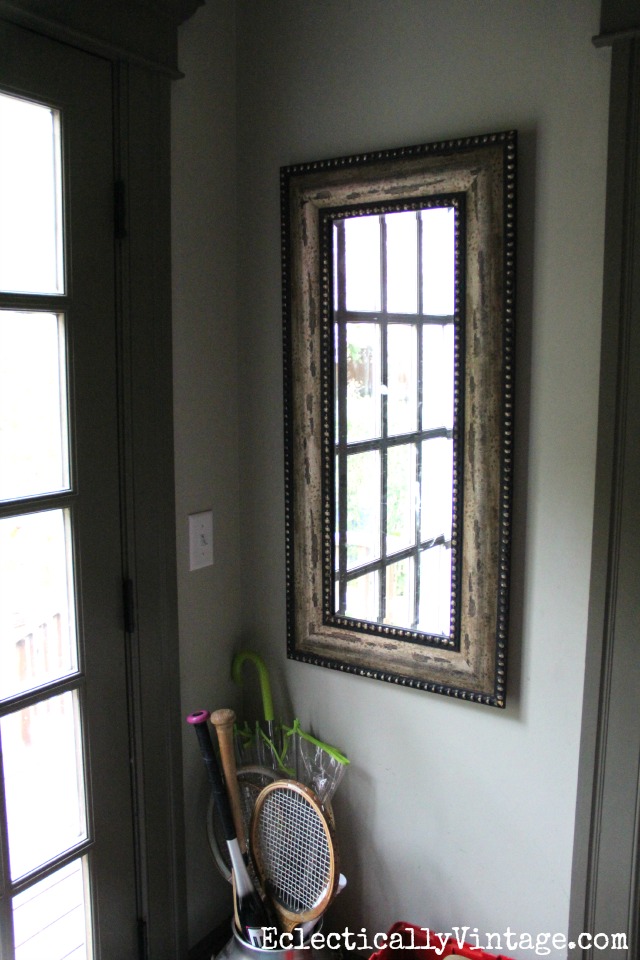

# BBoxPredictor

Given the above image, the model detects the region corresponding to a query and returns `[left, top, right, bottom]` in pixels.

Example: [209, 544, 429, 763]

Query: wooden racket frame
[249, 778, 339, 933]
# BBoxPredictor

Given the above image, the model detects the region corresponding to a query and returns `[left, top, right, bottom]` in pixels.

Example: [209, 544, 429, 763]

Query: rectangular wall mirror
[281, 131, 516, 707]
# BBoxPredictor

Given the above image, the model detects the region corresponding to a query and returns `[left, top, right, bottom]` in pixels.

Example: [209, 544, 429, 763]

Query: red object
[368, 922, 516, 960]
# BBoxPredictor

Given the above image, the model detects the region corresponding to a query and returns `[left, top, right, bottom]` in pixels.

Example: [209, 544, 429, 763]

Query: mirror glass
[332, 205, 459, 639]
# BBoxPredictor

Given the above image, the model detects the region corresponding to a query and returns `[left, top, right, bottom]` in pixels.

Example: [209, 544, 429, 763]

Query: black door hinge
[123, 578, 136, 634]
[114, 179, 127, 240]
[137, 917, 148, 960]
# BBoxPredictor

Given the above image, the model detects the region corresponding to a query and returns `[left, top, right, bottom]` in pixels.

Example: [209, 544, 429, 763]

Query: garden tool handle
[210, 708, 246, 855]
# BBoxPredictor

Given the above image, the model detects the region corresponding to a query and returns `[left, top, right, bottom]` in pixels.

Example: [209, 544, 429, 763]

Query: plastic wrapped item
[282, 719, 349, 806]
[233, 721, 289, 774]
[368, 923, 516, 960]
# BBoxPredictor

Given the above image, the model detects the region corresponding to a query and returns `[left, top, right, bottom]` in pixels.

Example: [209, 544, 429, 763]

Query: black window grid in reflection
[330, 199, 463, 641]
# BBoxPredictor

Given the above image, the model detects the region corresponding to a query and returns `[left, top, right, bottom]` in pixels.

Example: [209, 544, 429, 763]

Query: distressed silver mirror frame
[281, 130, 516, 708]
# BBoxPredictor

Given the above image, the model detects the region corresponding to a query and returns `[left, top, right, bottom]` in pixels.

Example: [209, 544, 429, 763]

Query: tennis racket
[250, 779, 339, 933]
[207, 764, 278, 883]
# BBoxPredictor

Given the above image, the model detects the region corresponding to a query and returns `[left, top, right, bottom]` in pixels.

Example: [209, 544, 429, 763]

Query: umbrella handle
[231, 650, 274, 723]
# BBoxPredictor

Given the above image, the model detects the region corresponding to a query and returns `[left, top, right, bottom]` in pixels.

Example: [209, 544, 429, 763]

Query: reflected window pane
[422, 324, 455, 431]
[346, 323, 381, 442]
[345, 571, 378, 621]
[347, 450, 380, 568]
[385, 558, 414, 626]
[386, 444, 416, 554]
[0, 509, 77, 701]
[421, 439, 453, 542]
[418, 544, 452, 636]
[0, 93, 64, 295]
[386, 211, 418, 314]
[2, 690, 87, 879]
[421, 207, 455, 316]
[0, 312, 69, 501]
[13, 858, 91, 960]
[387, 324, 417, 435]
[344, 215, 381, 312]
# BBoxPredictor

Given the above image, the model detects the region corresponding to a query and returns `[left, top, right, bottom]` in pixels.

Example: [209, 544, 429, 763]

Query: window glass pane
[386, 444, 416, 554]
[387, 324, 417, 435]
[346, 322, 381, 442]
[0, 509, 77, 701]
[385, 557, 414, 627]
[0, 93, 64, 295]
[421, 207, 455, 316]
[418, 544, 452, 637]
[2, 690, 87, 880]
[422, 324, 455, 431]
[345, 570, 378, 622]
[13, 858, 91, 960]
[0, 311, 69, 501]
[347, 450, 380, 569]
[421, 438, 453, 542]
[385, 210, 418, 314]
[344, 215, 381, 312]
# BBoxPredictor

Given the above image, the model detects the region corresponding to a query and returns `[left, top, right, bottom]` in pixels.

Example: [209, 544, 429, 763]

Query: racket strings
[254, 789, 331, 913]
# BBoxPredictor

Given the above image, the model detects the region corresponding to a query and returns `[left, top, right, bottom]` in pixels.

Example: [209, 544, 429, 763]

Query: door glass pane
[0, 311, 69, 501]
[0, 509, 77, 701]
[0, 93, 64, 295]
[13, 858, 91, 960]
[2, 690, 87, 880]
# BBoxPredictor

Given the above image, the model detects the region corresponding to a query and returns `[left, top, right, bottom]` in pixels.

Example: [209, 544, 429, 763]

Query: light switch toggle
[188, 511, 214, 570]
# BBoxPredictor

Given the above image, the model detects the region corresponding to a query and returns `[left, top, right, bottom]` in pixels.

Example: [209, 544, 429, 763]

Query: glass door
[0, 23, 137, 960]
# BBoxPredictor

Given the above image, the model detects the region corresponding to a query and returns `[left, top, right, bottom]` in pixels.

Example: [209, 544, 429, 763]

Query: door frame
[569, 10, 640, 958]
[0, 4, 189, 956]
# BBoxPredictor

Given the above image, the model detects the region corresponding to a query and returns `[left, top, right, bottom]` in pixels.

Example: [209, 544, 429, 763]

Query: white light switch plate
[188, 511, 214, 570]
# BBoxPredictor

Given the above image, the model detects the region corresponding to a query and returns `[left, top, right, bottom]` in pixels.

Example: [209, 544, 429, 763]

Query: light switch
[188, 511, 214, 570]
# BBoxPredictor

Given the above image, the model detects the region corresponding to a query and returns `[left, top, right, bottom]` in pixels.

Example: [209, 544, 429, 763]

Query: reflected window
[332, 204, 460, 638]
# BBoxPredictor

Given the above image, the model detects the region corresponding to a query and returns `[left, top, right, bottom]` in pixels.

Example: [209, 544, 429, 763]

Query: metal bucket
[215, 923, 331, 960]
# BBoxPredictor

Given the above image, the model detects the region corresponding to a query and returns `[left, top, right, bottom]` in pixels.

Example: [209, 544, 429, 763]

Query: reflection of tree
[347, 341, 373, 394]
[346, 451, 377, 567]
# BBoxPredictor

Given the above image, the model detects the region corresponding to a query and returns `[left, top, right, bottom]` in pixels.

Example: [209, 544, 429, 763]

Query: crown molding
[0, 0, 204, 74]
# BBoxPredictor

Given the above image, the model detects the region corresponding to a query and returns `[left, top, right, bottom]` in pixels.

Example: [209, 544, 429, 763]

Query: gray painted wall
[172, 0, 240, 942]
[172, 2, 611, 955]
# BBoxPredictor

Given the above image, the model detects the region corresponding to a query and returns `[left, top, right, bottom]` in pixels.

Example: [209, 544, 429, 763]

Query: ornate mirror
[281, 131, 516, 707]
